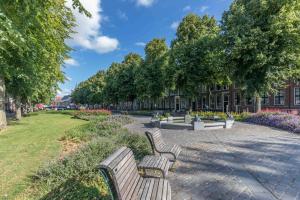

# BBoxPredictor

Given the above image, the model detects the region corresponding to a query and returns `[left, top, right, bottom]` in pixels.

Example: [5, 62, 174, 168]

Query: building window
[210, 95, 215, 109]
[202, 96, 207, 109]
[216, 94, 222, 109]
[261, 93, 269, 105]
[223, 85, 228, 90]
[216, 85, 222, 91]
[295, 88, 300, 105]
[274, 90, 285, 105]
[234, 93, 240, 105]
[210, 85, 215, 92]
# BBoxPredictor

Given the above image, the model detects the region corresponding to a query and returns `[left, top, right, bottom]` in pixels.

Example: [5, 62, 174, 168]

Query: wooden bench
[145, 128, 181, 162]
[100, 147, 171, 200]
[138, 155, 170, 178]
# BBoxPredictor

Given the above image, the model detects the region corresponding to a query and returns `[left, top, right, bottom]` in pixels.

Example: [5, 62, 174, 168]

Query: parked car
[57, 106, 67, 110]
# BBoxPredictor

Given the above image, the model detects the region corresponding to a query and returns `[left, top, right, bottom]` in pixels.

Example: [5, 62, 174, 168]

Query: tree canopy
[222, 0, 300, 95]
[0, 0, 89, 120]
[170, 14, 228, 97]
[135, 39, 169, 101]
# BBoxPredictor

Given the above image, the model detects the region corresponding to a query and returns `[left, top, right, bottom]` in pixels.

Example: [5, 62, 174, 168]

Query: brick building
[133, 81, 300, 113]
[195, 81, 300, 113]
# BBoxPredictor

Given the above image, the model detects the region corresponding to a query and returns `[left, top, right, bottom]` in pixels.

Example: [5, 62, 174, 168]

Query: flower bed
[190, 111, 249, 121]
[244, 112, 300, 132]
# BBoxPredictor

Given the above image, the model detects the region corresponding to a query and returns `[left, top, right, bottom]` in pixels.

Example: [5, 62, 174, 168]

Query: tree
[118, 53, 143, 109]
[170, 14, 228, 108]
[135, 39, 169, 109]
[0, 0, 89, 122]
[104, 63, 123, 105]
[72, 71, 106, 105]
[222, 0, 300, 112]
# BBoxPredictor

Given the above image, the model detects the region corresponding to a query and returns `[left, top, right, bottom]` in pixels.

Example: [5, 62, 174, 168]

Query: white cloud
[135, 42, 146, 47]
[57, 88, 71, 97]
[136, 0, 155, 7]
[66, 76, 72, 81]
[171, 21, 179, 30]
[117, 10, 128, 20]
[64, 58, 79, 67]
[183, 5, 191, 12]
[94, 36, 119, 53]
[199, 6, 209, 13]
[66, 0, 119, 54]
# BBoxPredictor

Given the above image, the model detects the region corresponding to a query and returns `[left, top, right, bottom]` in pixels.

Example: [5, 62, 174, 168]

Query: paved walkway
[126, 116, 300, 200]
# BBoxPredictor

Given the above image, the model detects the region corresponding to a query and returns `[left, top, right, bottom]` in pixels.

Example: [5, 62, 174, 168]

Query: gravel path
[125, 116, 300, 200]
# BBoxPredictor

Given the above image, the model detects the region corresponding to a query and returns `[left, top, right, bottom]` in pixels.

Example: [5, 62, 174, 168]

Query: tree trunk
[15, 97, 22, 120]
[168, 90, 172, 112]
[0, 77, 7, 129]
[255, 95, 261, 113]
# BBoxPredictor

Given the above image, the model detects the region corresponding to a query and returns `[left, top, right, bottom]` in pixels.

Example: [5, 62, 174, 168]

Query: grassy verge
[0, 112, 88, 199]
[19, 112, 151, 199]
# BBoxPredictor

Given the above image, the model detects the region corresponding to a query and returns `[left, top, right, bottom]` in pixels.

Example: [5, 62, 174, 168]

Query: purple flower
[244, 112, 300, 132]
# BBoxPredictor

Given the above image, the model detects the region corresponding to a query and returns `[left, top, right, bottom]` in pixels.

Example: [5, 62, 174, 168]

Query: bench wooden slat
[119, 160, 137, 191]
[150, 179, 159, 200]
[138, 155, 170, 178]
[146, 129, 182, 162]
[122, 173, 140, 199]
[101, 146, 127, 167]
[144, 179, 155, 200]
[100, 147, 171, 200]
[127, 177, 143, 200]
[156, 179, 164, 200]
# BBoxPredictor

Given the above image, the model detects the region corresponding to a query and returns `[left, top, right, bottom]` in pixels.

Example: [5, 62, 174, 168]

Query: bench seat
[138, 155, 170, 178]
[146, 128, 182, 162]
[100, 147, 171, 200]
[133, 177, 171, 200]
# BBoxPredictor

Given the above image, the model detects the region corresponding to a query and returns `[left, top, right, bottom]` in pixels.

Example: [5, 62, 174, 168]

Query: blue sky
[59, 0, 233, 97]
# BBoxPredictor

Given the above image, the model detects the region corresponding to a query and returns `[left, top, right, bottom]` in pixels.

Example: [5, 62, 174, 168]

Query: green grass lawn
[0, 112, 87, 199]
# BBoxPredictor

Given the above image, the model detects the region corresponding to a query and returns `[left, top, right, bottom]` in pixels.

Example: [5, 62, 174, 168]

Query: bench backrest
[145, 128, 166, 153]
[100, 147, 141, 200]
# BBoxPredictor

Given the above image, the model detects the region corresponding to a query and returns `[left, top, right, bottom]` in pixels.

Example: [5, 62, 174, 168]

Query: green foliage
[28, 114, 149, 199]
[222, 0, 300, 96]
[135, 39, 169, 101]
[170, 14, 229, 97]
[72, 71, 106, 105]
[30, 139, 116, 199]
[117, 132, 152, 161]
[0, 0, 89, 107]
[191, 111, 250, 121]
[0, 112, 88, 198]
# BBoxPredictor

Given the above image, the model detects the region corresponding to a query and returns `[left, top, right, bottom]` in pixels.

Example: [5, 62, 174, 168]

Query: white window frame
[294, 87, 300, 105]
[234, 92, 240, 106]
[210, 95, 215, 109]
[274, 90, 285, 105]
[261, 93, 269, 105]
[216, 94, 222, 109]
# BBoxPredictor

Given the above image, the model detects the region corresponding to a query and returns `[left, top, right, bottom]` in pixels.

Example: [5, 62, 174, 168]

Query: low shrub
[28, 114, 147, 199]
[244, 112, 300, 132]
[126, 110, 153, 116]
[116, 131, 152, 161]
[190, 111, 250, 121]
[30, 139, 116, 199]
[64, 115, 133, 141]
[73, 109, 112, 120]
